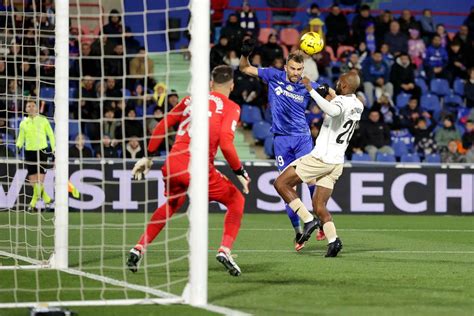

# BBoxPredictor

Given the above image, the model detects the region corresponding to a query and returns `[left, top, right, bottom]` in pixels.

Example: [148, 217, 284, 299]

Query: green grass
[0, 213, 473, 315]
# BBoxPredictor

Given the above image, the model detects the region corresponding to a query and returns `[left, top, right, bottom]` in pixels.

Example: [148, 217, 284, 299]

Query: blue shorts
[273, 135, 313, 171]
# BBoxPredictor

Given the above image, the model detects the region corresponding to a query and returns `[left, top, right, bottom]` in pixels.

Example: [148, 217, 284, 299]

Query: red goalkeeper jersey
[148, 91, 242, 171]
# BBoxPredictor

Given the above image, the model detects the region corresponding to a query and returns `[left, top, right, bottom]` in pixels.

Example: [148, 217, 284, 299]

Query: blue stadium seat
[318, 76, 333, 88]
[393, 141, 409, 158]
[396, 92, 411, 109]
[415, 77, 428, 95]
[376, 152, 396, 162]
[430, 78, 451, 96]
[252, 121, 272, 141]
[351, 152, 371, 162]
[40, 87, 55, 102]
[420, 93, 441, 119]
[444, 94, 464, 112]
[453, 78, 465, 96]
[400, 153, 421, 163]
[424, 153, 441, 163]
[264, 135, 274, 158]
[69, 120, 80, 140]
[241, 105, 263, 126]
[69, 87, 77, 100]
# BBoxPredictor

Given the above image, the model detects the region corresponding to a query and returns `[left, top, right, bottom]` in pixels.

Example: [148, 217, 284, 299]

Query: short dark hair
[287, 51, 305, 64]
[211, 65, 233, 84]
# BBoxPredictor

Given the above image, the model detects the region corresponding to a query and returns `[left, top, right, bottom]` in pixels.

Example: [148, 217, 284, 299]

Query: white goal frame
[0, 0, 229, 312]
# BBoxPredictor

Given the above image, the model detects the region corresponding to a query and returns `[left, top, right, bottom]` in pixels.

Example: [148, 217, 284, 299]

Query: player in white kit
[274, 71, 363, 257]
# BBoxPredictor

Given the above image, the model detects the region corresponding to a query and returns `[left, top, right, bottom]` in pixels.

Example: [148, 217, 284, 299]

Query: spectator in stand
[78, 42, 101, 77]
[365, 23, 377, 53]
[441, 139, 466, 163]
[371, 94, 398, 129]
[453, 25, 470, 50]
[97, 134, 119, 158]
[301, 3, 322, 32]
[375, 10, 393, 46]
[384, 21, 408, 56]
[129, 47, 156, 90]
[39, 48, 55, 85]
[351, 5, 376, 44]
[103, 106, 120, 140]
[123, 108, 143, 139]
[223, 50, 240, 70]
[390, 53, 421, 99]
[397, 9, 420, 35]
[313, 50, 332, 78]
[105, 78, 122, 100]
[362, 51, 393, 107]
[341, 52, 362, 74]
[0, 61, 6, 94]
[231, 70, 264, 106]
[325, 5, 350, 51]
[272, 57, 285, 70]
[80, 76, 99, 121]
[409, 117, 438, 157]
[251, 53, 262, 67]
[147, 107, 164, 135]
[466, 68, 474, 108]
[237, 1, 259, 39]
[380, 43, 394, 66]
[435, 24, 450, 48]
[260, 33, 284, 67]
[21, 61, 36, 95]
[69, 133, 93, 158]
[220, 14, 245, 53]
[424, 34, 449, 80]
[210, 36, 230, 70]
[408, 29, 425, 69]
[398, 97, 426, 128]
[166, 90, 180, 110]
[464, 7, 474, 40]
[125, 136, 144, 159]
[266, 0, 300, 30]
[153, 83, 167, 109]
[462, 120, 474, 162]
[211, 0, 229, 28]
[448, 40, 468, 80]
[103, 9, 140, 52]
[0, 134, 12, 157]
[105, 43, 124, 77]
[435, 116, 461, 151]
[420, 9, 436, 40]
[356, 41, 370, 65]
[302, 53, 319, 81]
[360, 110, 394, 160]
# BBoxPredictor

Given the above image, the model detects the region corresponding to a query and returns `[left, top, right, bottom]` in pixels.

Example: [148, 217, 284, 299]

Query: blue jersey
[258, 67, 320, 136]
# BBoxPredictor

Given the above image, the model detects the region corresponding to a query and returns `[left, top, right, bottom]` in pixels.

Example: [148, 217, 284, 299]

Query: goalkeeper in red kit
[127, 65, 250, 276]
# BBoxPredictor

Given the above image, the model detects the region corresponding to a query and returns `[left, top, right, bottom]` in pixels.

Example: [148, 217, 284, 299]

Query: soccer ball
[299, 32, 324, 55]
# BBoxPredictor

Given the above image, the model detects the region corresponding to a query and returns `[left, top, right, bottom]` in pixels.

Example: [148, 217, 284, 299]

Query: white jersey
[311, 94, 364, 164]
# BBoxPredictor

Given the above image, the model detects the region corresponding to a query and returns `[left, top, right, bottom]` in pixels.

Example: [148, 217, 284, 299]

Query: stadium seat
[424, 153, 441, 163]
[40, 87, 55, 102]
[69, 120, 80, 140]
[351, 152, 371, 162]
[264, 135, 274, 158]
[258, 28, 276, 44]
[400, 153, 421, 163]
[430, 78, 451, 97]
[252, 121, 272, 141]
[279, 28, 300, 47]
[420, 93, 441, 119]
[415, 77, 428, 95]
[396, 92, 411, 109]
[241, 105, 263, 126]
[376, 152, 396, 162]
[69, 87, 77, 101]
[453, 78, 465, 96]
[318, 76, 333, 88]
[444, 94, 464, 111]
[393, 141, 409, 158]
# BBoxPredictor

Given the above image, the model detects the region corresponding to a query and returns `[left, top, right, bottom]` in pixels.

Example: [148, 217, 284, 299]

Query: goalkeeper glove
[316, 83, 330, 98]
[132, 157, 153, 180]
[241, 38, 256, 57]
[233, 166, 251, 194]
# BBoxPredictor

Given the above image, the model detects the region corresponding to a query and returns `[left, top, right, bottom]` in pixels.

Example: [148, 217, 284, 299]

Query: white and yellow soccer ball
[299, 32, 324, 55]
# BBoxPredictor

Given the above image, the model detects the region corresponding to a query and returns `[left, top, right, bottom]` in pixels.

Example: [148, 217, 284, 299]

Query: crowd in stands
[210, 1, 474, 163]
[1, 1, 474, 164]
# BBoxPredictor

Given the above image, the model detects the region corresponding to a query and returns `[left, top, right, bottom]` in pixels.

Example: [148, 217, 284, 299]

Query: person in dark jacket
[97, 134, 120, 158]
[397, 9, 421, 35]
[384, 21, 408, 55]
[220, 14, 245, 53]
[409, 117, 438, 157]
[260, 33, 284, 67]
[237, 1, 260, 38]
[210, 36, 231, 70]
[325, 5, 350, 51]
[398, 97, 428, 128]
[351, 5, 376, 44]
[390, 53, 421, 98]
[375, 10, 393, 45]
[360, 110, 394, 160]
[424, 34, 449, 80]
[103, 9, 139, 52]
[69, 134, 93, 158]
[447, 40, 468, 81]
[362, 51, 393, 106]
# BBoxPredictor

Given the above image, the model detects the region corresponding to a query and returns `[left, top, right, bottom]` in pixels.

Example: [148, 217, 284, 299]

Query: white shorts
[289, 154, 343, 189]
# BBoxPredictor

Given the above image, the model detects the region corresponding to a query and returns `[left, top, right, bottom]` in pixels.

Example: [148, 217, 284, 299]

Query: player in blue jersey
[239, 39, 327, 251]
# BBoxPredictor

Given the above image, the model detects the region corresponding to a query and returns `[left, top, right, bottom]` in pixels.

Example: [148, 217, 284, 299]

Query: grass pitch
[0, 213, 473, 315]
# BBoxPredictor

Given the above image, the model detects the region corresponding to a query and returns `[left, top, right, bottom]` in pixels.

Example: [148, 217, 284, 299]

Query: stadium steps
[216, 128, 259, 160]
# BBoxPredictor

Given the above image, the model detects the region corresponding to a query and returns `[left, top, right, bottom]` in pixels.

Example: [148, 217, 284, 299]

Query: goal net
[0, 0, 209, 308]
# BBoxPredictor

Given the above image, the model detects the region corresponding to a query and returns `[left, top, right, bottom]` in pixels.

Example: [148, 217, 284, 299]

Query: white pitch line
[164, 228, 474, 233]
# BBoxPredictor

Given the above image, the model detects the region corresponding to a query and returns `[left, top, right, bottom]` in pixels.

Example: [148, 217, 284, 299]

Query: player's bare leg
[274, 167, 320, 246]
[313, 186, 342, 257]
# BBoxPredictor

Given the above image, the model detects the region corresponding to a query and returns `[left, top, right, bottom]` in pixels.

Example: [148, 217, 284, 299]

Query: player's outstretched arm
[302, 77, 342, 117]
[239, 38, 258, 78]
